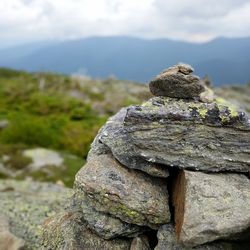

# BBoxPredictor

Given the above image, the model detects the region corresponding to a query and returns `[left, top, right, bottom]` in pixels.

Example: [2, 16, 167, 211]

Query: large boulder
[74, 153, 170, 229]
[172, 170, 250, 247]
[100, 96, 250, 173]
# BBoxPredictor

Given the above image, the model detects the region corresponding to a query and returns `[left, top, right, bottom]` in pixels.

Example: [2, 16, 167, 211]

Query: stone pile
[42, 64, 250, 250]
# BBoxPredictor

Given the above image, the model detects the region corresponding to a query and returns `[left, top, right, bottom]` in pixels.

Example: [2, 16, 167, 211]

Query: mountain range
[0, 36, 249, 85]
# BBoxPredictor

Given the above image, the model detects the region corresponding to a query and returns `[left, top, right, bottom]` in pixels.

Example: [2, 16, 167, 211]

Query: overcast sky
[1, 0, 250, 48]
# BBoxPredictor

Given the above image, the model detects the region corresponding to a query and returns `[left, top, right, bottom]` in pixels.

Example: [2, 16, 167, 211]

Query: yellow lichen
[215, 97, 238, 117]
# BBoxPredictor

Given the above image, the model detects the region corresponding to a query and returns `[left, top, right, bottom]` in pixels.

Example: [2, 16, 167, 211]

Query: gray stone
[0, 179, 72, 249]
[149, 64, 205, 98]
[72, 191, 146, 239]
[155, 224, 250, 250]
[23, 148, 64, 171]
[42, 211, 131, 250]
[172, 170, 250, 247]
[0, 119, 9, 129]
[0, 214, 25, 250]
[100, 96, 250, 173]
[130, 235, 151, 250]
[74, 154, 170, 229]
[90, 108, 169, 178]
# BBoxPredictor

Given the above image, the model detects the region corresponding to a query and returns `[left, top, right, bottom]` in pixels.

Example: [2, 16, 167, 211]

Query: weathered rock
[100, 96, 250, 173]
[23, 148, 64, 171]
[74, 154, 170, 229]
[172, 170, 250, 247]
[149, 64, 205, 98]
[0, 179, 72, 249]
[0, 214, 25, 250]
[155, 224, 250, 250]
[72, 191, 146, 239]
[90, 108, 169, 178]
[0, 119, 9, 129]
[42, 211, 131, 250]
[130, 235, 151, 250]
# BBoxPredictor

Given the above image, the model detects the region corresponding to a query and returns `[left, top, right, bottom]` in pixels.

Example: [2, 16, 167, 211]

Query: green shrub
[0, 68, 28, 78]
[70, 105, 95, 120]
[1, 113, 65, 148]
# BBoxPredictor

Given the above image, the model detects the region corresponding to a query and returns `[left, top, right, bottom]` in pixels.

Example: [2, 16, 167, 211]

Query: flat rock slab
[72, 191, 146, 239]
[155, 224, 250, 250]
[100, 96, 250, 173]
[91, 108, 169, 178]
[0, 179, 72, 249]
[172, 170, 250, 247]
[74, 154, 170, 229]
[42, 211, 131, 250]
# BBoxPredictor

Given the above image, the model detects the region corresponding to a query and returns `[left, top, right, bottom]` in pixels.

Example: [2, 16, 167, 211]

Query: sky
[0, 0, 250, 48]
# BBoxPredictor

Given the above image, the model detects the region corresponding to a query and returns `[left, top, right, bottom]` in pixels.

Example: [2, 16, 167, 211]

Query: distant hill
[0, 36, 249, 86]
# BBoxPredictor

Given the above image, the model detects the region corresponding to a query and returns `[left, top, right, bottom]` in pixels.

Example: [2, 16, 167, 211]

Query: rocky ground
[0, 179, 72, 249]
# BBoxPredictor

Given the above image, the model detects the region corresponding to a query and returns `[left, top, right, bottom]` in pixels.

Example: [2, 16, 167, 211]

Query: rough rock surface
[149, 64, 205, 98]
[0, 179, 72, 249]
[130, 235, 151, 250]
[42, 211, 131, 250]
[0, 214, 25, 250]
[74, 153, 170, 229]
[100, 96, 250, 173]
[172, 170, 250, 247]
[155, 224, 250, 250]
[90, 108, 169, 178]
[72, 191, 146, 239]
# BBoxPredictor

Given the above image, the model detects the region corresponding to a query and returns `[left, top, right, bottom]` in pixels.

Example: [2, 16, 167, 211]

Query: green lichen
[0, 179, 72, 249]
[197, 107, 208, 119]
[188, 103, 209, 119]
[215, 97, 239, 118]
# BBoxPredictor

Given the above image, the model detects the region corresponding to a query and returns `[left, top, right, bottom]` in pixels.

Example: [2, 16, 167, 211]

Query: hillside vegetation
[0, 68, 249, 186]
[0, 68, 150, 186]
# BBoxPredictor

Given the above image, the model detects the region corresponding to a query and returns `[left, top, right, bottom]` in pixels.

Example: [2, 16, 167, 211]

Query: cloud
[0, 0, 250, 47]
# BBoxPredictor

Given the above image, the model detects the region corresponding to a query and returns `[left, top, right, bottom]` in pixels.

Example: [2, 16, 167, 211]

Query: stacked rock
[42, 64, 250, 250]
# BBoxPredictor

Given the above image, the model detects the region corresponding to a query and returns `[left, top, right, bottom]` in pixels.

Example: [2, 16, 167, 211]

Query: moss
[62, 154, 85, 187]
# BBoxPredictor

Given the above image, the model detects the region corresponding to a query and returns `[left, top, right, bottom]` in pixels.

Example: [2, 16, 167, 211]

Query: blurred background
[0, 0, 249, 187]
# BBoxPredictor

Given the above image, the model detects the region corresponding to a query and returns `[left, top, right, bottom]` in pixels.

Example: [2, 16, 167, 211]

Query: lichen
[215, 97, 239, 118]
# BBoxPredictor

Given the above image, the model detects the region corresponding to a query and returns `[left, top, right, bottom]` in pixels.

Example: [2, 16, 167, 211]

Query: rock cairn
[42, 64, 250, 250]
